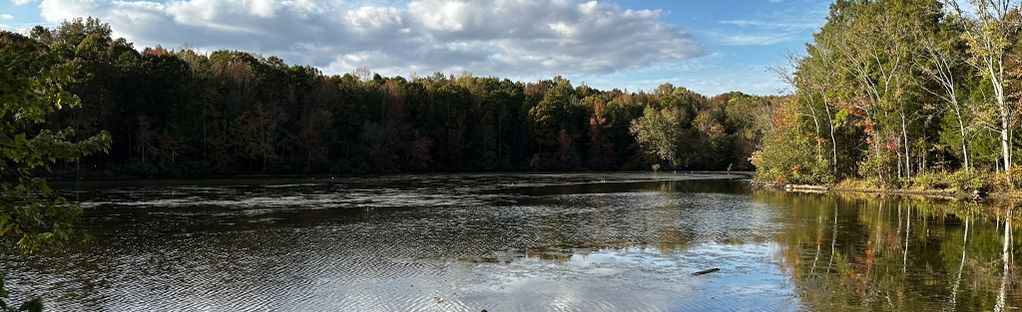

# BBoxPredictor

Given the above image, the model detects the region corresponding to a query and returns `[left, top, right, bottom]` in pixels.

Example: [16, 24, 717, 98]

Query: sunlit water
[3, 173, 1020, 311]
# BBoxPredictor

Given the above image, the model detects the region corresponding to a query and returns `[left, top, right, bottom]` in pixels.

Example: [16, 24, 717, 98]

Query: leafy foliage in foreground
[1, 31, 110, 311]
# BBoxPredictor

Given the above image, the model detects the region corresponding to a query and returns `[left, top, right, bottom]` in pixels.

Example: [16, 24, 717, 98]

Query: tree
[947, 0, 1020, 171]
[630, 106, 684, 170]
[528, 77, 577, 167]
[586, 99, 617, 169]
[0, 31, 110, 309]
[761, 0, 982, 185]
[915, 12, 975, 170]
[751, 97, 832, 183]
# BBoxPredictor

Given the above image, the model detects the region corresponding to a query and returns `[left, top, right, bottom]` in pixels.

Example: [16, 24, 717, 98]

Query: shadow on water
[2, 173, 1019, 311]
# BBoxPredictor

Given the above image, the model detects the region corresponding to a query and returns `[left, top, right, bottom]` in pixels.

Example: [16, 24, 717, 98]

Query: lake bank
[774, 182, 1022, 201]
[43, 170, 755, 183]
[780, 183, 974, 200]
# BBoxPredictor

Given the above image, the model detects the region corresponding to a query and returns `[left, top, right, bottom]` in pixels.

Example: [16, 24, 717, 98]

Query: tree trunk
[901, 111, 911, 178]
[823, 94, 838, 175]
[807, 103, 823, 160]
[953, 100, 970, 170]
[990, 62, 1011, 172]
[1000, 106, 1011, 171]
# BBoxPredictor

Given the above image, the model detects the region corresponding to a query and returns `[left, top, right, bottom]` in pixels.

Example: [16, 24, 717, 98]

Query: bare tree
[946, 0, 1021, 171]
[914, 18, 974, 170]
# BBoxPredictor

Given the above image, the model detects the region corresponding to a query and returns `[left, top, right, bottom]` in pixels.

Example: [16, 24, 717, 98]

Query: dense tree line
[7, 18, 773, 177]
[755, 0, 1022, 189]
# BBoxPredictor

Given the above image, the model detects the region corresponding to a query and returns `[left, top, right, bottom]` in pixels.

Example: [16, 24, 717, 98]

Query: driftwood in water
[784, 184, 829, 193]
[691, 268, 720, 276]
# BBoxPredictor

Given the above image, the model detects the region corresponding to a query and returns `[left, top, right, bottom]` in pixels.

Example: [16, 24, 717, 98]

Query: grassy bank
[758, 169, 1022, 200]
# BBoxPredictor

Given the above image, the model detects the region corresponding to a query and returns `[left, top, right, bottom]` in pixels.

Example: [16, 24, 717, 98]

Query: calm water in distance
[3, 173, 1020, 311]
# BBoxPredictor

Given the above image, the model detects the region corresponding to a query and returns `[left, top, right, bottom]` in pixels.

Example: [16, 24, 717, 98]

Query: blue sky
[0, 0, 831, 96]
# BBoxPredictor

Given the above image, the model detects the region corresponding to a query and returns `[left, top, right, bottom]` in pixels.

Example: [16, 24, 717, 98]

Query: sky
[0, 0, 832, 96]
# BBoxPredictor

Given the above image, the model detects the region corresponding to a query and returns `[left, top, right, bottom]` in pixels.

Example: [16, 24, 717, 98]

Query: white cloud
[11, 0, 36, 6]
[344, 6, 403, 31]
[713, 33, 795, 46]
[409, 0, 468, 31]
[39, 0, 99, 22]
[0, 14, 14, 21]
[32, 0, 704, 78]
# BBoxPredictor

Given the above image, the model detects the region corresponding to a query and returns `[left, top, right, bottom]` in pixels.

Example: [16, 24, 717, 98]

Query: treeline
[7, 18, 773, 177]
[755, 0, 1022, 189]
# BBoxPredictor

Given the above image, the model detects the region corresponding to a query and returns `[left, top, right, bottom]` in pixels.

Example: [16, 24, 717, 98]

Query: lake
[3, 173, 1020, 311]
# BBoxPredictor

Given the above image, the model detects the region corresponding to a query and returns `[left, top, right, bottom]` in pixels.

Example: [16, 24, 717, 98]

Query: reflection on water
[2, 173, 1019, 311]
[760, 192, 1021, 311]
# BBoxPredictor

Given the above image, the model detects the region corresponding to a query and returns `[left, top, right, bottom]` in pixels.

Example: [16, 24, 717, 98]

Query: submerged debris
[692, 268, 721, 276]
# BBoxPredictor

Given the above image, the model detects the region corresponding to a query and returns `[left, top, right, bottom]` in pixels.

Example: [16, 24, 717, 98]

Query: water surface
[3, 173, 1020, 311]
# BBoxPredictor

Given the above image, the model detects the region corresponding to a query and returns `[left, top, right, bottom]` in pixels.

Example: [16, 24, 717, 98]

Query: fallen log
[691, 268, 720, 276]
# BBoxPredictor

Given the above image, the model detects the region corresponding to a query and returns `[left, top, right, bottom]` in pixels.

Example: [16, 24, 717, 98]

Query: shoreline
[43, 171, 755, 184]
[781, 184, 970, 200]
[776, 183, 1022, 201]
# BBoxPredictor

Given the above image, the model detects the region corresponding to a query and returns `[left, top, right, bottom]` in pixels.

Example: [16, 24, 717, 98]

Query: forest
[756, 0, 1022, 190]
[2, 18, 774, 178]
[16, 0, 1021, 190]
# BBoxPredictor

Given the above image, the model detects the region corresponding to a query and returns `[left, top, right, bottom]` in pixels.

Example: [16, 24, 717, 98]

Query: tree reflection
[996, 208, 1013, 312]
[756, 191, 1021, 310]
[948, 214, 967, 311]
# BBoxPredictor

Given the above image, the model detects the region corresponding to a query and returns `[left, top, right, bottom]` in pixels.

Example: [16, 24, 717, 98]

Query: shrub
[987, 167, 1022, 192]
[910, 171, 948, 190]
[857, 151, 899, 189]
[751, 150, 833, 185]
[906, 170, 982, 191]
[836, 178, 875, 190]
[949, 169, 984, 191]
